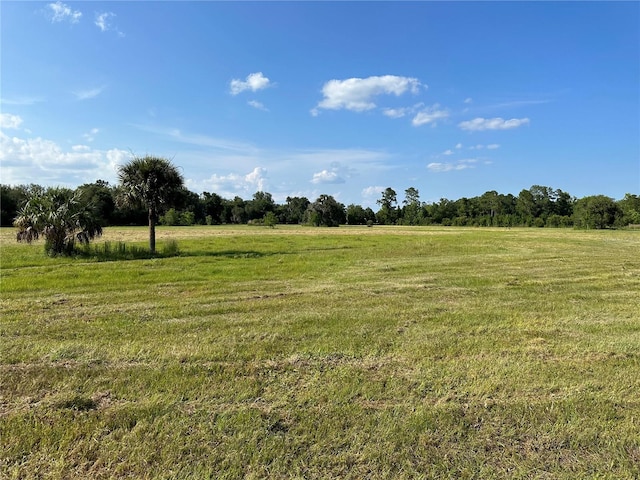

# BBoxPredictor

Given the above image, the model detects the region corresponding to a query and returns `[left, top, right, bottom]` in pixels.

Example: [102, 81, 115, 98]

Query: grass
[1, 225, 639, 479]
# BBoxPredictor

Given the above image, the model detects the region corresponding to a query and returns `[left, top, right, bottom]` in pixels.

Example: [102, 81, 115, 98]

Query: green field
[1, 226, 639, 479]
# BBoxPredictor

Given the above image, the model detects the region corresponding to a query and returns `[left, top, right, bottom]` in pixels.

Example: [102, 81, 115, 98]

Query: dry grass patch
[1, 226, 639, 478]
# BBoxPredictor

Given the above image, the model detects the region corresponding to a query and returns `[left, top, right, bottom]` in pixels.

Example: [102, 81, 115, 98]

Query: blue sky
[1, 1, 638, 207]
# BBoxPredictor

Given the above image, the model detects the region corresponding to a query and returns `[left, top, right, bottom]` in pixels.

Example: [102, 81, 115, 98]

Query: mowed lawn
[1, 225, 639, 479]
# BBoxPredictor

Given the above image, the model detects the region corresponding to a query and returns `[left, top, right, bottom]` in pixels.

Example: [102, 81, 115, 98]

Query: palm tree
[14, 187, 103, 256]
[117, 156, 184, 254]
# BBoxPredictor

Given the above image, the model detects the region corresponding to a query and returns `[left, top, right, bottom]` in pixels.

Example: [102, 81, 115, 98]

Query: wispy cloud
[95, 12, 125, 37]
[0, 129, 127, 186]
[427, 159, 478, 173]
[47, 1, 82, 23]
[382, 103, 424, 119]
[248, 100, 269, 111]
[195, 167, 269, 198]
[312, 75, 424, 115]
[311, 170, 345, 184]
[73, 86, 106, 101]
[0, 113, 23, 130]
[458, 117, 530, 131]
[131, 124, 260, 153]
[362, 186, 387, 199]
[1, 96, 44, 106]
[83, 128, 99, 142]
[490, 99, 550, 109]
[412, 104, 449, 127]
[230, 72, 273, 95]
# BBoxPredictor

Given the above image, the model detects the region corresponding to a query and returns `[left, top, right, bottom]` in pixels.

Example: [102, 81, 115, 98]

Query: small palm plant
[14, 187, 103, 256]
[117, 155, 184, 254]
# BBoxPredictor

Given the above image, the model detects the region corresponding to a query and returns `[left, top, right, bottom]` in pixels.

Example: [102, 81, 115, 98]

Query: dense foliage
[117, 156, 185, 253]
[2, 182, 638, 229]
[13, 187, 103, 255]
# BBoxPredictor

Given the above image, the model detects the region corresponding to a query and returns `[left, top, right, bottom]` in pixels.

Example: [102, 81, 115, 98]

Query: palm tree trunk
[149, 207, 156, 254]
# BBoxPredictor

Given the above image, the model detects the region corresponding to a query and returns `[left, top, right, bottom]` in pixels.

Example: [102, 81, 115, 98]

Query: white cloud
[442, 149, 454, 156]
[73, 86, 106, 101]
[362, 186, 386, 199]
[464, 97, 473, 104]
[247, 100, 268, 111]
[0, 130, 126, 185]
[314, 75, 423, 114]
[383, 107, 409, 119]
[83, 128, 99, 142]
[311, 169, 345, 185]
[455, 143, 463, 149]
[198, 167, 269, 197]
[132, 124, 260, 153]
[245, 167, 268, 191]
[230, 72, 272, 95]
[427, 159, 478, 173]
[95, 12, 112, 31]
[95, 12, 124, 37]
[382, 102, 424, 119]
[412, 104, 449, 127]
[487, 144, 500, 150]
[458, 117, 530, 131]
[1, 96, 44, 106]
[0, 113, 23, 129]
[47, 1, 82, 23]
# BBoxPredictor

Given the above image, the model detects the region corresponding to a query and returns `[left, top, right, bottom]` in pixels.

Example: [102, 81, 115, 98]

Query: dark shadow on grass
[74, 241, 181, 262]
[75, 243, 280, 262]
[180, 250, 275, 259]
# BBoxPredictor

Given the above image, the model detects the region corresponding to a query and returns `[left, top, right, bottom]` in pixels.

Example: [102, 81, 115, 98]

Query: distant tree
[159, 208, 183, 226]
[245, 191, 275, 221]
[1, 184, 30, 227]
[402, 187, 423, 225]
[427, 198, 457, 225]
[14, 187, 102, 256]
[306, 194, 346, 227]
[281, 196, 310, 224]
[617, 193, 640, 226]
[263, 211, 278, 228]
[554, 189, 574, 217]
[174, 188, 205, 224]
[376, 187, 398, 225]
[201, 192, 225, 224]
[117, 155, 184, 253]
[573, 195, 621, 229]
[229, 196, 247, 224]
[346, 204, 368, 225]
[77, 180, 115, 226]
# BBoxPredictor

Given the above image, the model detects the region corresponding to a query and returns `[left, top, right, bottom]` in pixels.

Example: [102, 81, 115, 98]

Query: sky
[1, 1, 639, 208]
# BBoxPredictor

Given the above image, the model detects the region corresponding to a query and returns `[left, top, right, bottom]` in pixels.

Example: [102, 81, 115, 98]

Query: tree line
[2, 179, 639, 232]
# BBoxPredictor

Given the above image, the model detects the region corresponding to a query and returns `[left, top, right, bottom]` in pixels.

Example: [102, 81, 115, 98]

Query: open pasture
[1, 226, 639, 479]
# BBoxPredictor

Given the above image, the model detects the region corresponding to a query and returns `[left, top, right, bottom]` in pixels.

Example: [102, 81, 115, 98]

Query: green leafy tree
[618, 193, 640, 226]
[201, 192, 225, 224]
[1, 184, 30, 226]
[77, 180, 116, 226]
[402, 187, 423, 225]
[245, 191, 276, 221]
[306, 194, 346, 227]
[117, 155, 184, 253]
[14, 187, 103, 256]
[282, 196, 310, 224]
[573, 195, 621, 229]
[376, 187, 398, 225]
[263, 211, 278, 228]
[346, 204, 367, 225]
